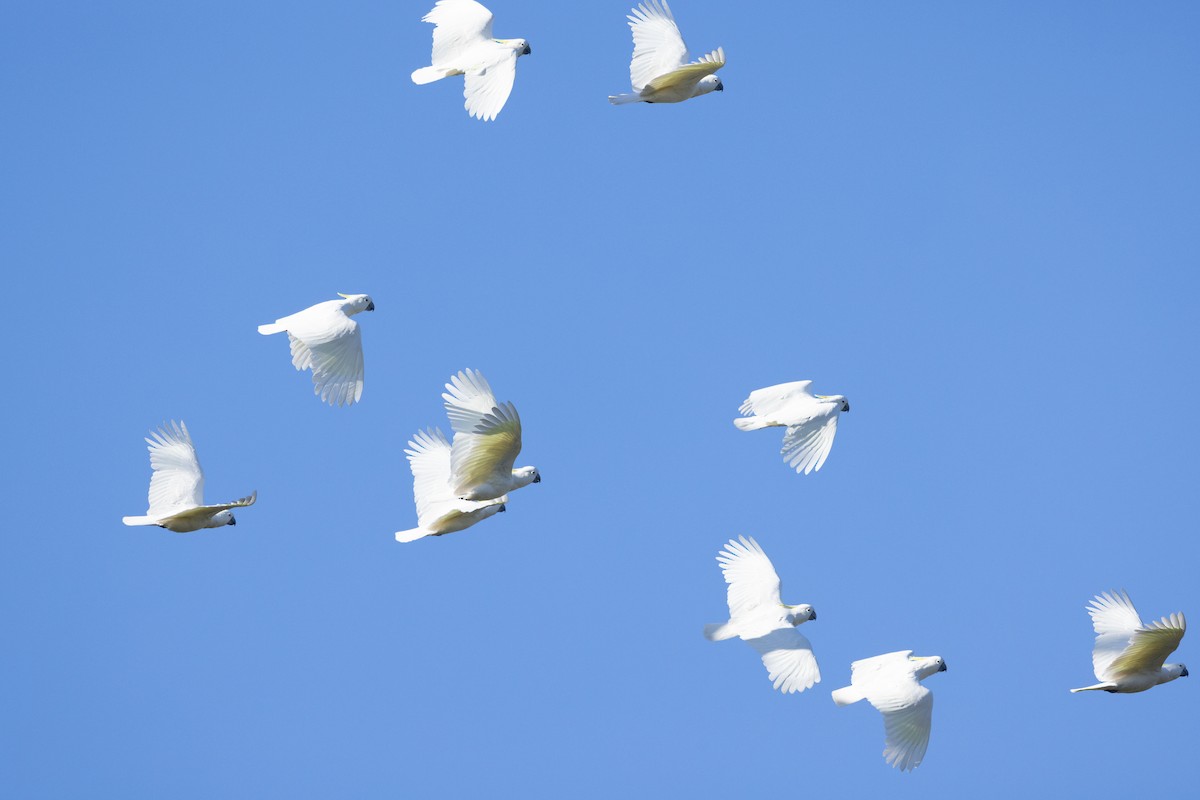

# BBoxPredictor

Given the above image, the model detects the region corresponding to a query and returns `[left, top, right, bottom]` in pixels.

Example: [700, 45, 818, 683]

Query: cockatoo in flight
[395, 428, 507, 543]
[609, 1, 725, 105]
[411, 0, 531, 121]
[703, 536, 820, 694]
[832, 651, 947, 772]
[1071, 590, 1188, 694]
[442, 368, 540, 501]
[734, 380, 850, 474]
[258, 293, 374, 407]
[122, 421, 256, 533]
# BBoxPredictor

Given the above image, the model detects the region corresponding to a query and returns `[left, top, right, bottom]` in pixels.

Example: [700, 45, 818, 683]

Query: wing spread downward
[464, 48, 518, 121]
[645, 48, 725, 93]
[746, 627, 820, 694]
[627, 0, 689, 92]
[423, 0, 494, 67]
[285, 310, 363, 407]
[716, 536, 782, 620]
[145, 421, 205, 515]
[781, 415, 839, 474]
[876, 684, 933, 772]
[406, 428, 457, 529]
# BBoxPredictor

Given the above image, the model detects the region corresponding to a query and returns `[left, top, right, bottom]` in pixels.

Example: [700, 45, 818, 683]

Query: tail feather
[257, 322, 284, 335]
[395, 527, 432, 544]
[122, 515, 156, 527]
[703, 622, 737, 641]
[733, 417, 772, 431]
[1070, 683, 1116, 693]
[831, 685, 865, 706]
[412, 66, 455, 85]
[608, 93, 643, 106]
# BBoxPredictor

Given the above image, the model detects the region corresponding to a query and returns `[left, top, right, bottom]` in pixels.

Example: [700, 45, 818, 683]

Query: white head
[785, 604, 817, 626]
[499, 38, 531, 56]
[512, 466, 541, 488]
[911, 655, 948, 680]
[210, 509, 237, 528]
[338, 293, 375, 315]
[1163, 663, 1189, 683]
[694, 74, 724, 98]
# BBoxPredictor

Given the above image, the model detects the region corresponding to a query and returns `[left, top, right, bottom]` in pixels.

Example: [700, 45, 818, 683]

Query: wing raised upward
[739, 380, 814, 418]
[746, 627, 820, 694]
[443, 369, 523, 494]
[145, 421, 205, 516]
[626, 0, 689, 92]
[716, 536, 783, 620]
[1086, 590, 1144, 681]
[781, 415, 839, 474]
[423, 0, 494, 67]
[405, 428, 457, 529]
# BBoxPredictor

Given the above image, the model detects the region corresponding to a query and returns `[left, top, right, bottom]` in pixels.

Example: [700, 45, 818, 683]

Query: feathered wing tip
[146, 419, 191, 451]
[695, 47, 725, 67]
[395, 527, 433, 543]
[715, 535, 763, 571]
[703, 622, 736, 641]
[1087, 589, 1142, 633]
[831, 685, 864, 706]
[1147, 612, 1187, 633]
[443, 368, 495, 407]
[405, 427, 451, 461]
[257, 322, 284, 335]
[628, 0, 674, 27]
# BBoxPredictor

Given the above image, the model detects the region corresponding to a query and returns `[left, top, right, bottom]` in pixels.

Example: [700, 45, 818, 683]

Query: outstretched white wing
[716, 536, 783, 620]
[422, 0, 494, 68]
[746, 627, 820, 694]
[1108, 613, 1186, 681]
[739, 381, 814, 418]
[1086, 590, 1145, 681]
[463, 48, 519, 121]
[644, 47, 725, 94]
[283, 307, 364, 408]
[626, 0, 689, 92]
[874, 682, 933, 772]
[781, 416, 839, 474]
[145, 421, 205, 516]
[406, 428, 457, 529]
[443, 369, 523, 494]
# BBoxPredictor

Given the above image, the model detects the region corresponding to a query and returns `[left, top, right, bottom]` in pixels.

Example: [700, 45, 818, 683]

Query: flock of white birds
[118, 0, 1189, 775]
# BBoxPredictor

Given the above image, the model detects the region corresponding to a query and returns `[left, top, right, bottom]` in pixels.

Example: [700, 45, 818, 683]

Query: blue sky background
[3, 1, 1198, 796]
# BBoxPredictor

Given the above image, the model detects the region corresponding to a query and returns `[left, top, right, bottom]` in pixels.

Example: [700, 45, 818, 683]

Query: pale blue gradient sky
[2, 2, 1198, 797]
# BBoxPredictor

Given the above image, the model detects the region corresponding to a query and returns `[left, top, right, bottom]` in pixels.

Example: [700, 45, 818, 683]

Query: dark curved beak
[533, 474, 541, 483]
[521, 44, 531, 55]
[366, 301, 375, 311]
[498, 504, 507, 513]
[1183, 667, 1189, 677]
[228, 517, 237, 526]
[715, 81, 724, 92]
[938, 662, 947, 672]
[842, 400, 850, 412]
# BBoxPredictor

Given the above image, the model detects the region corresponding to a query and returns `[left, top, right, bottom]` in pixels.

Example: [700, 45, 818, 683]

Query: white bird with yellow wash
[442, 369, 540, 501]
[122, 421, 256, 533]
[411, 0, 531, 121]
[704, 536, 820, 694]
[1071, 590, 1187, 694]
[832, 651, 947, 772]
[609, 1, 725, 105]
[733, 380, 849, 474]
[395, 428, 507, 544]
[258, 293, 374, 407]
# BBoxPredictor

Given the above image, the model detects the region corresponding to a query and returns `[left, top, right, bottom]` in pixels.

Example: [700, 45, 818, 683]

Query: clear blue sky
[2, 1, 1198, 796]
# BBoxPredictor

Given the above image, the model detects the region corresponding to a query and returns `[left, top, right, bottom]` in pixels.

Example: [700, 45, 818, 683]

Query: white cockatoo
[122, 421, 256, 533]
[411, 0, 531, 121]
[395, 428, 508, 543]
[609, 1, 725, 105]
[832, 651, 947, 772]
[703, 536, 820, 694]
[734, 380, 850, 474]
[442, 368, 540, 501]
[258, 293, 374, 407]
[1071, 590, 1188, 694]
